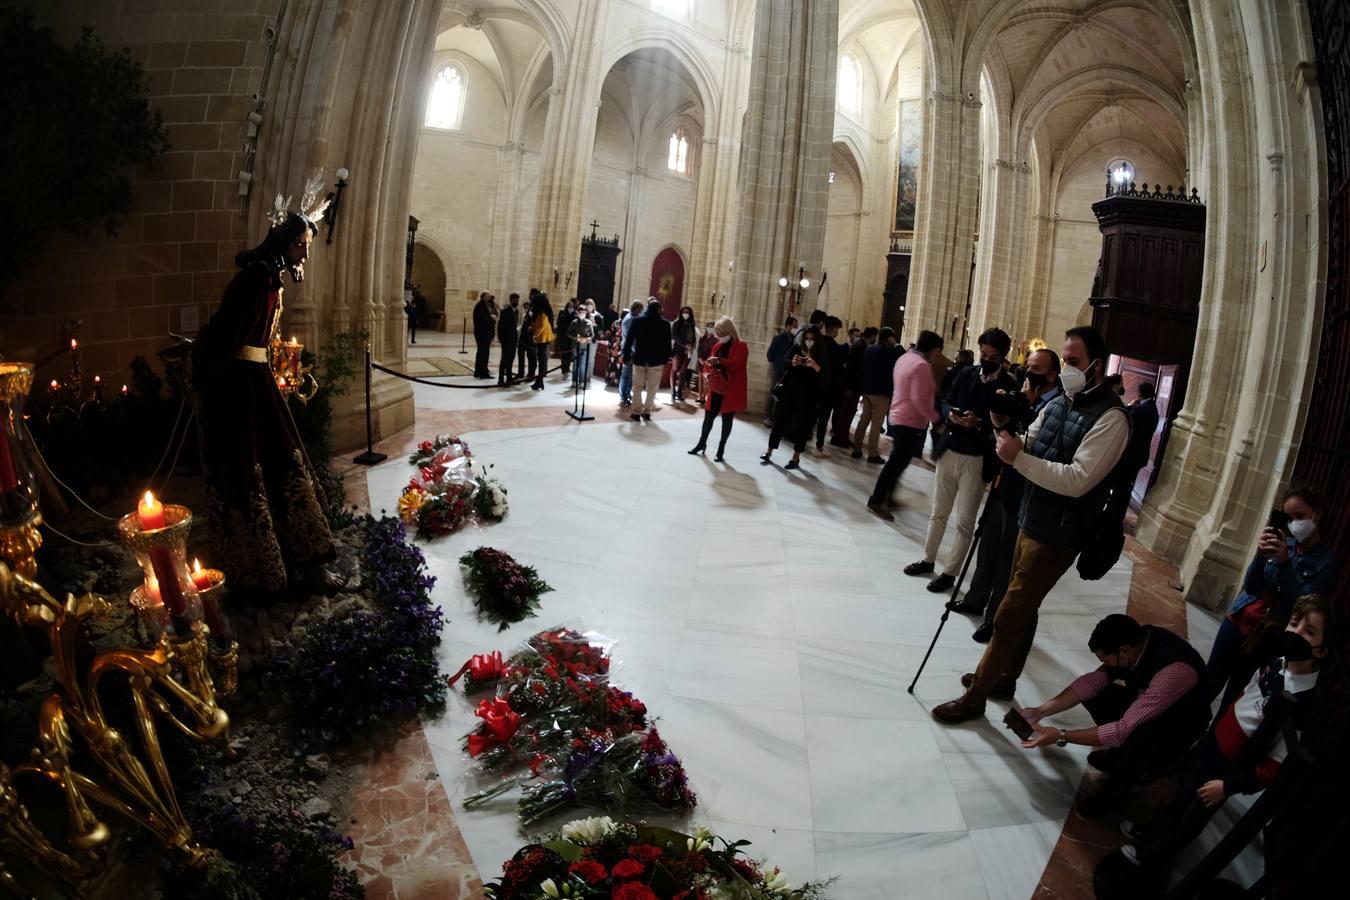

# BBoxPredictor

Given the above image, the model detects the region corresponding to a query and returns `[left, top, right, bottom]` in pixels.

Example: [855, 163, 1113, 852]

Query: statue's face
[285, 230, 312, 281]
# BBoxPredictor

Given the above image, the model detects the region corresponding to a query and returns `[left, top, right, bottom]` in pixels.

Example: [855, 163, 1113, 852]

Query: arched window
[425, 63, 466, 130]
[652, 0, 691, 19]
[838, 54, 862, 117]
[668, 127, 690, 174]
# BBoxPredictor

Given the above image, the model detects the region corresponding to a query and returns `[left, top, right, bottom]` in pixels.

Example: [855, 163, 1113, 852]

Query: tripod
[907, 465, 1005, 694]
[567, 338, 594, 422]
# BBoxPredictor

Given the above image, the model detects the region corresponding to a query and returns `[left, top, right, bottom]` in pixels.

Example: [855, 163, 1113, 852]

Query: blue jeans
[619, 362, 634, 402]
[574, 344, 592, 387]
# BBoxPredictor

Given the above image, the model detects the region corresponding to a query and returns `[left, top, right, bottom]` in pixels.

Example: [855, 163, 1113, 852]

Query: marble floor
[345, 340, 1261, 899]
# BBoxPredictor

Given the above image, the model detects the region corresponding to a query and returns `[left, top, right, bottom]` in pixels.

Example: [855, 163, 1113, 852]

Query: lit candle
[191, 558, 212, 590]
[148, 544, 191, 635]
[48, 379, 59, 397]
[146, 573, 163, 606]
[137, 490, 166, 530]
[120, 383, 129, 396]
[70, 338, 78, 352]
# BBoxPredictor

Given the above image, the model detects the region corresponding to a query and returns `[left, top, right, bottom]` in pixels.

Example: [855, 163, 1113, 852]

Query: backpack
[1074, 450, 1133, 580]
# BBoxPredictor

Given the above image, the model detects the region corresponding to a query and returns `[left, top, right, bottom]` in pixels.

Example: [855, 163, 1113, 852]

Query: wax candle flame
[49, 379, 58, 390]
[144, 490, 154, 506]
[70, 339, 78, 350]
[121, 384, 129, 394]
[93, 375, 101, 383]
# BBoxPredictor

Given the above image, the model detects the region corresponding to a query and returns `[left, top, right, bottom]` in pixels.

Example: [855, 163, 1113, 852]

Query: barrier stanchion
[567, 338, 594, 422]
[461, 316, 467, 354]
[352, 343, 388, 466]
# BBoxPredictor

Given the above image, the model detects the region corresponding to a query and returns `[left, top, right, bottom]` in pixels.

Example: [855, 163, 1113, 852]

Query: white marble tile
[814, 831, 991, 900]
[670, 627, 804, 714]
[798, 636, 929, 721]
[932, 719, 1084, 829]
[968, 819, 1064, 900]
[805, 715, 966, 834]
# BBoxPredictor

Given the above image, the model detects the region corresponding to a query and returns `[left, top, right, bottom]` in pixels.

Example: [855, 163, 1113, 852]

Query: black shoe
[830, 439, 853, 449]
[688, 445, 707, 456]
[851, 450, 863, 459]
[867, 455, 885, 464]
[641, 413, 651, 421]
[713, 453, 725, 463]
[946, 598, 985, 616]
[784, 458, 800, 470]
[866, 500, 895, 522]
[760, 452, 773, 465]
[960, 672, 1016, 701]
[972, 623, 993, 644]
[926, 573, 956, 593]
[904, 560, 935, 577]
[630, 414, 642, 422]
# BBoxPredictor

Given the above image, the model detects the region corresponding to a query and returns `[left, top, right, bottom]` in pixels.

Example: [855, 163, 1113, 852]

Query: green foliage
[0, 8, 170, 299]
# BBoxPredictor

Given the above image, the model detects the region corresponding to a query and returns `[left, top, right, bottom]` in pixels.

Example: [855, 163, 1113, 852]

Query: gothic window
[668, 128, 690, 174]
[425, 63, 466, 130]
[838, 54, 862, 117]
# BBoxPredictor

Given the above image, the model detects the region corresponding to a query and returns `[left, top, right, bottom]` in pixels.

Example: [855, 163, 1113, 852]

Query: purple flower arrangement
[284, 514, 448, 741]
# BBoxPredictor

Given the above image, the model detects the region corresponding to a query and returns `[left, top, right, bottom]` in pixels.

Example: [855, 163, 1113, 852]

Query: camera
[989, 390, 1032, 432]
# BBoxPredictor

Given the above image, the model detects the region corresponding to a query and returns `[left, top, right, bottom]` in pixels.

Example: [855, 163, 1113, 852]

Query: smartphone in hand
[1003, 707, 1034, 742]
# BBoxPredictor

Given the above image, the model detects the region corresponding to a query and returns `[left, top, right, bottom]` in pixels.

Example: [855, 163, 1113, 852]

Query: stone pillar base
[330, 371, 415, 455]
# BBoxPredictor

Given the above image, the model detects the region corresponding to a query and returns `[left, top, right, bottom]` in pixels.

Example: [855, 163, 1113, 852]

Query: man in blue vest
[933, 326, 1130, 725]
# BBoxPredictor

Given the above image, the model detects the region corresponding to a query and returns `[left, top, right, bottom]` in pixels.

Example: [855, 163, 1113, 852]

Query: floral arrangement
[460, 547, 552, 631]
[409, 433, 471, 467]
[483, 817, 836, 899]
[453, 629, 692, 828]
[283, 514, 447, 741]
[474, 467, 510, 521]
[399, 435, 511, 538]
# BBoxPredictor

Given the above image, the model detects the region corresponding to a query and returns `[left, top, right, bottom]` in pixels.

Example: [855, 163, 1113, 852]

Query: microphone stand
[567, 338, 593, 422]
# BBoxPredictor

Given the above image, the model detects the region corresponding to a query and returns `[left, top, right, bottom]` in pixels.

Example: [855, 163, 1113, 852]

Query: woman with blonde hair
[688, 316, 748, 462]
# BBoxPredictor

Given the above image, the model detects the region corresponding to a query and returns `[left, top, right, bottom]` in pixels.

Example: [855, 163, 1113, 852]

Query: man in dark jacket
[1124, 383, 1160, 475]
[497, 293, 520, 385]
[811, 316, 847, 455]
[472, 291, 495, 378]
[852, 327, 901, 462]
[518, 289, 538, 380]
[765, 316, 798, 424]
[832, 326, 877, 448]
[622, 298, 672, 421]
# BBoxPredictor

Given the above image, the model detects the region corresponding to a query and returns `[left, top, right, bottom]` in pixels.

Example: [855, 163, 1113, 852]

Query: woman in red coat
[688, 316, 749, 462]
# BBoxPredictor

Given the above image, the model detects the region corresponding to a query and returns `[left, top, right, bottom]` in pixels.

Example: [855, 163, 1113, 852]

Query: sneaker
[904, 560, 935, 577]
[867, 455, 886, 464]
[866, 500, 895, 522]
[1119, 845, 1143, 867]
[1119, 819, 1151, 843]
[927, 573, 956, 593]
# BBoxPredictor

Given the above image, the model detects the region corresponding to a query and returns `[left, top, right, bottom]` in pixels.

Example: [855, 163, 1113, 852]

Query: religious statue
[190, 179, 338, 593]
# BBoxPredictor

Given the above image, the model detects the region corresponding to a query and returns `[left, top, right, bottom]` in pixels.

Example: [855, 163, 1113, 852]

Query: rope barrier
[370, 359, 565, 389]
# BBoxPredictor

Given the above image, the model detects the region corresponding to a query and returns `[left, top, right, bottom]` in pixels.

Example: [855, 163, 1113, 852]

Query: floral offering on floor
[459, 546, 553, 631]
[398, 434, 510, 538]
[483, 817, 836, 899]
[453, 629, 694, 828]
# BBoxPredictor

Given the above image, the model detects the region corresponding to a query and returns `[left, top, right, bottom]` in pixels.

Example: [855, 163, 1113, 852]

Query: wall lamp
[325, 167, 350, 245]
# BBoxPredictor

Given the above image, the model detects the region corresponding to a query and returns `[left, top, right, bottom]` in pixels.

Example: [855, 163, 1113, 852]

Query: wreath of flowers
[484, 818, 836, 899]
[398, 435, 510, 538]
[460, 547, 553, 631]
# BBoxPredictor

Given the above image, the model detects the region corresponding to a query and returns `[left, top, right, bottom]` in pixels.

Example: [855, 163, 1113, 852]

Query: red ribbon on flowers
[467, 698, 522, 757]
[447, 650, 507, 687]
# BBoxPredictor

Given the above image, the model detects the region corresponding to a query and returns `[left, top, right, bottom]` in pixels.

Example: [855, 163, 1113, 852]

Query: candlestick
[0, 413, 17, 494]
[137, 491, 166, 531]
[148, 544, 191, 635]
[145, 573, 163, 606]
[195, 566, 232, 647]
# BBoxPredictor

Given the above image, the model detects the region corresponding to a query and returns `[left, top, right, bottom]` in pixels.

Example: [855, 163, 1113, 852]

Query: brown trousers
[965, 531, 1077, 703]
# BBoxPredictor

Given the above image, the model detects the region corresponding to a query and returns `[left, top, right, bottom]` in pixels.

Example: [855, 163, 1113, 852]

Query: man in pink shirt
[866, 330, 945, 520]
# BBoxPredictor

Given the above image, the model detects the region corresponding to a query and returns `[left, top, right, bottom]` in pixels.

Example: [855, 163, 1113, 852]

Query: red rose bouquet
[459, 547, 552, 631]
[483, 819, 837, 899]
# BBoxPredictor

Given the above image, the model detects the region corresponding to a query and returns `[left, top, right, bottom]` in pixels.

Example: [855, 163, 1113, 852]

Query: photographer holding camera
[932, 326, 1129, 725]
[948, 348, 1062, 644]
[1204, 484, 1338, 716]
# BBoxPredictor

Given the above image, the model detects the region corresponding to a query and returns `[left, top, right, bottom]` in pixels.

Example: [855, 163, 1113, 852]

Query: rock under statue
[191, 211, 336, 593]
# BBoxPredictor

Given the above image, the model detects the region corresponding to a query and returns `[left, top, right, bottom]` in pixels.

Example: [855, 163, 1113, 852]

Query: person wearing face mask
[566, 298, 597, 389]
[764, 316, 799, 424]
[1204, 484, 1338, 716]
[761, 325, 826, 470]
[671, 306, 698, 403]
[689, 317, 748, 461]
[1113, 595, 1337, 879]
[695, 321, 718, 402]
[472, 291, 497, 379]
[933, 325, 1130, 726]
[904, 328, 1017, 593]
[949, 348, 1062, 640]
[1014, 614, 1212, 820]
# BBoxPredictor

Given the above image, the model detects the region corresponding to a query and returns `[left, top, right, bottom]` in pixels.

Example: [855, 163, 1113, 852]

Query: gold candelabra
[0, 564, 233, 895]
[270, 335, 319, 404]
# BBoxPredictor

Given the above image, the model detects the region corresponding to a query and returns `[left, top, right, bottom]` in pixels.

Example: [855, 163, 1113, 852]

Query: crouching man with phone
[1011, 614, 1211, 819]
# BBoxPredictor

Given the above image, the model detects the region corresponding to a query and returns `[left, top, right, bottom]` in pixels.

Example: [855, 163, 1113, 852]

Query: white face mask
[718, 334, 731, 344]
[683, 313, 691, 319]
[1059, 364, 1088, 397]
[1289, 518, 1317, 543]
[804, 340, 815, 349]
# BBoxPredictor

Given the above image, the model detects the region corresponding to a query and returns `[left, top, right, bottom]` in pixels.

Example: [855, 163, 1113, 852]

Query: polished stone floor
[344, 332, 1259, 899]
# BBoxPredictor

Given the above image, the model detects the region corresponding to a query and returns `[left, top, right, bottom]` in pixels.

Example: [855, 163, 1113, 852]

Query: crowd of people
[431, 295, 1341, 892]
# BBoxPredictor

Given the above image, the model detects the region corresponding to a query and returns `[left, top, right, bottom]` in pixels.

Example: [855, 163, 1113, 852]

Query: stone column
[728, 0, 839, 409]
[973, 156, 1033, 338]
[905, 87, 983, 342]
[529, 0, 609, 293]
[1136, 0, 1327, 608]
